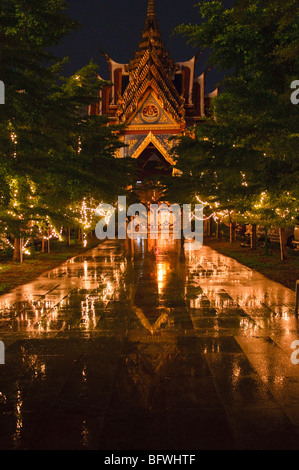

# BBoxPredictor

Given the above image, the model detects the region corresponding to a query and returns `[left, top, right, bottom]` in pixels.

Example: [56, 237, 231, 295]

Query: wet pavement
[0, 237, 299, 450]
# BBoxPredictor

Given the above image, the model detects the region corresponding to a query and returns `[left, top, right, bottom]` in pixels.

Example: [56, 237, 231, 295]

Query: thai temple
[90, 0, 217, 187]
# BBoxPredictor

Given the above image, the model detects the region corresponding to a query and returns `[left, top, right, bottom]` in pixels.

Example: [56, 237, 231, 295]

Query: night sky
[53, 0, 235, 93]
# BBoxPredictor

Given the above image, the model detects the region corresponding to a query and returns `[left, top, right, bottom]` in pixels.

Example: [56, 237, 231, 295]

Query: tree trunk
[251, 224, 257, 250]
[264, 226, 270, 256]
[207, 218, 211, 237]
[47, 232, 51, 254]
[230, 223, 236, 244]
[41, 230, 45, 253]
[67, 227, 71, 246]
[13, 237, 23, 263]
[279, 227, 288, 261]
[216, 221, 221, 239]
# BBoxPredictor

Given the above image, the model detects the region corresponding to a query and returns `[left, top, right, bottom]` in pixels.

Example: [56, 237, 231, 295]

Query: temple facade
[91, 0, 217, 182]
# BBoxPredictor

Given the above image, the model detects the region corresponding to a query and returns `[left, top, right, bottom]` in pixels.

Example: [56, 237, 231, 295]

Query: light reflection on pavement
[0, 237, 298, 450]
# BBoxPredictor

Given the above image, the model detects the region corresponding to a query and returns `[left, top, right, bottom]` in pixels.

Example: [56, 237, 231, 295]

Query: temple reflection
[0, 234, 296, 336]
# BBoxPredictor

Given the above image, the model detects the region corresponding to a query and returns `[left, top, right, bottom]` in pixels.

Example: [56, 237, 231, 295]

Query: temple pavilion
[90, 0, 217, 188]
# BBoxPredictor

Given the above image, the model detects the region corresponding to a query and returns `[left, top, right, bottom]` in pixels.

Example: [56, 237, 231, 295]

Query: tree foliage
[0, 0, 131, 258]
[170, 0, 299, 233]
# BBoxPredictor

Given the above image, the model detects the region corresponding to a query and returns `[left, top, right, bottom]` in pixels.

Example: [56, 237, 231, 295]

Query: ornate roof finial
[147, 0, 155, 17]
[127, 0, 175, 73]
[144, 0, 158, 30]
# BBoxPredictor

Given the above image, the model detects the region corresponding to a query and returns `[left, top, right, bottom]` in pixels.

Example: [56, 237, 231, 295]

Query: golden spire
[144, 0, 159, 32]
[147, 0, 155, 17]
[119, 0, 185, 124]
[127, 0, 172, 70]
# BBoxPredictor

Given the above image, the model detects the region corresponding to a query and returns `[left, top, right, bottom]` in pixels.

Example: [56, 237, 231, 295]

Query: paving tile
[167, 408, 237, 450]
[226, 407, 299, 450]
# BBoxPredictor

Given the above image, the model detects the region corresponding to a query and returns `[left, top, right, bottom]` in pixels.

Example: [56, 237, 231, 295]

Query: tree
[0, 1, 132, 260]
[171, 0, 299, 256]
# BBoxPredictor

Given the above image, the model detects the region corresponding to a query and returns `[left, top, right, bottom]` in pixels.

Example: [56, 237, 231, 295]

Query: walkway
[0, 238, 298, 449]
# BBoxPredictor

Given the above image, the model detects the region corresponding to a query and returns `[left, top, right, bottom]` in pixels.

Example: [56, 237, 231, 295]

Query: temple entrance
[135, 144, 172, 203]
[137, 144, 172, 177]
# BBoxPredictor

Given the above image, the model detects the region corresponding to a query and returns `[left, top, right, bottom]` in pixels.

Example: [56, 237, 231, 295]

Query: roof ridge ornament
[147, 0, 156, 17]
[127, 0, 174, 73]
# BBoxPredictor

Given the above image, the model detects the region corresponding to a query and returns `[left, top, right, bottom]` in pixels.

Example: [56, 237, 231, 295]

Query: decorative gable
[127, 92, 180, 131]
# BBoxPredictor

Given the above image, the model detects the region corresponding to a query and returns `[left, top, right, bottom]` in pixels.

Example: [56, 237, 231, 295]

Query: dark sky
[54, 0, 234, 93]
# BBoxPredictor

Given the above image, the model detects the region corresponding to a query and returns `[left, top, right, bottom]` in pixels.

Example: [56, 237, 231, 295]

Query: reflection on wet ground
[0, 237, 299, 449]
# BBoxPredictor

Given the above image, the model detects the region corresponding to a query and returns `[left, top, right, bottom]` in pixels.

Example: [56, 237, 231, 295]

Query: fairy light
[4, 238, 30, 255]
[79, 198, 95, 245]
[95, 203, 115, 225]
[10, 130, 17, 159]
[194, 195, 222, 222]
[241, 172, 248, 187]
[68, 197, 105, 247]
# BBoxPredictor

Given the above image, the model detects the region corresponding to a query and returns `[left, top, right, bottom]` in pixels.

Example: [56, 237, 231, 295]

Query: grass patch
[0, 282, 13, 294]
[0, 238, 101, 295]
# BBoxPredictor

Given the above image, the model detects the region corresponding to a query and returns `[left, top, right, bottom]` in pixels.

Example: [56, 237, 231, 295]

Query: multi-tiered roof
[116, 0, 186, 124]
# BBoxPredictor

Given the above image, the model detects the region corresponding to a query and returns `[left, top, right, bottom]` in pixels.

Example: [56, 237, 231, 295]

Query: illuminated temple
[91, 0, 217, 181]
